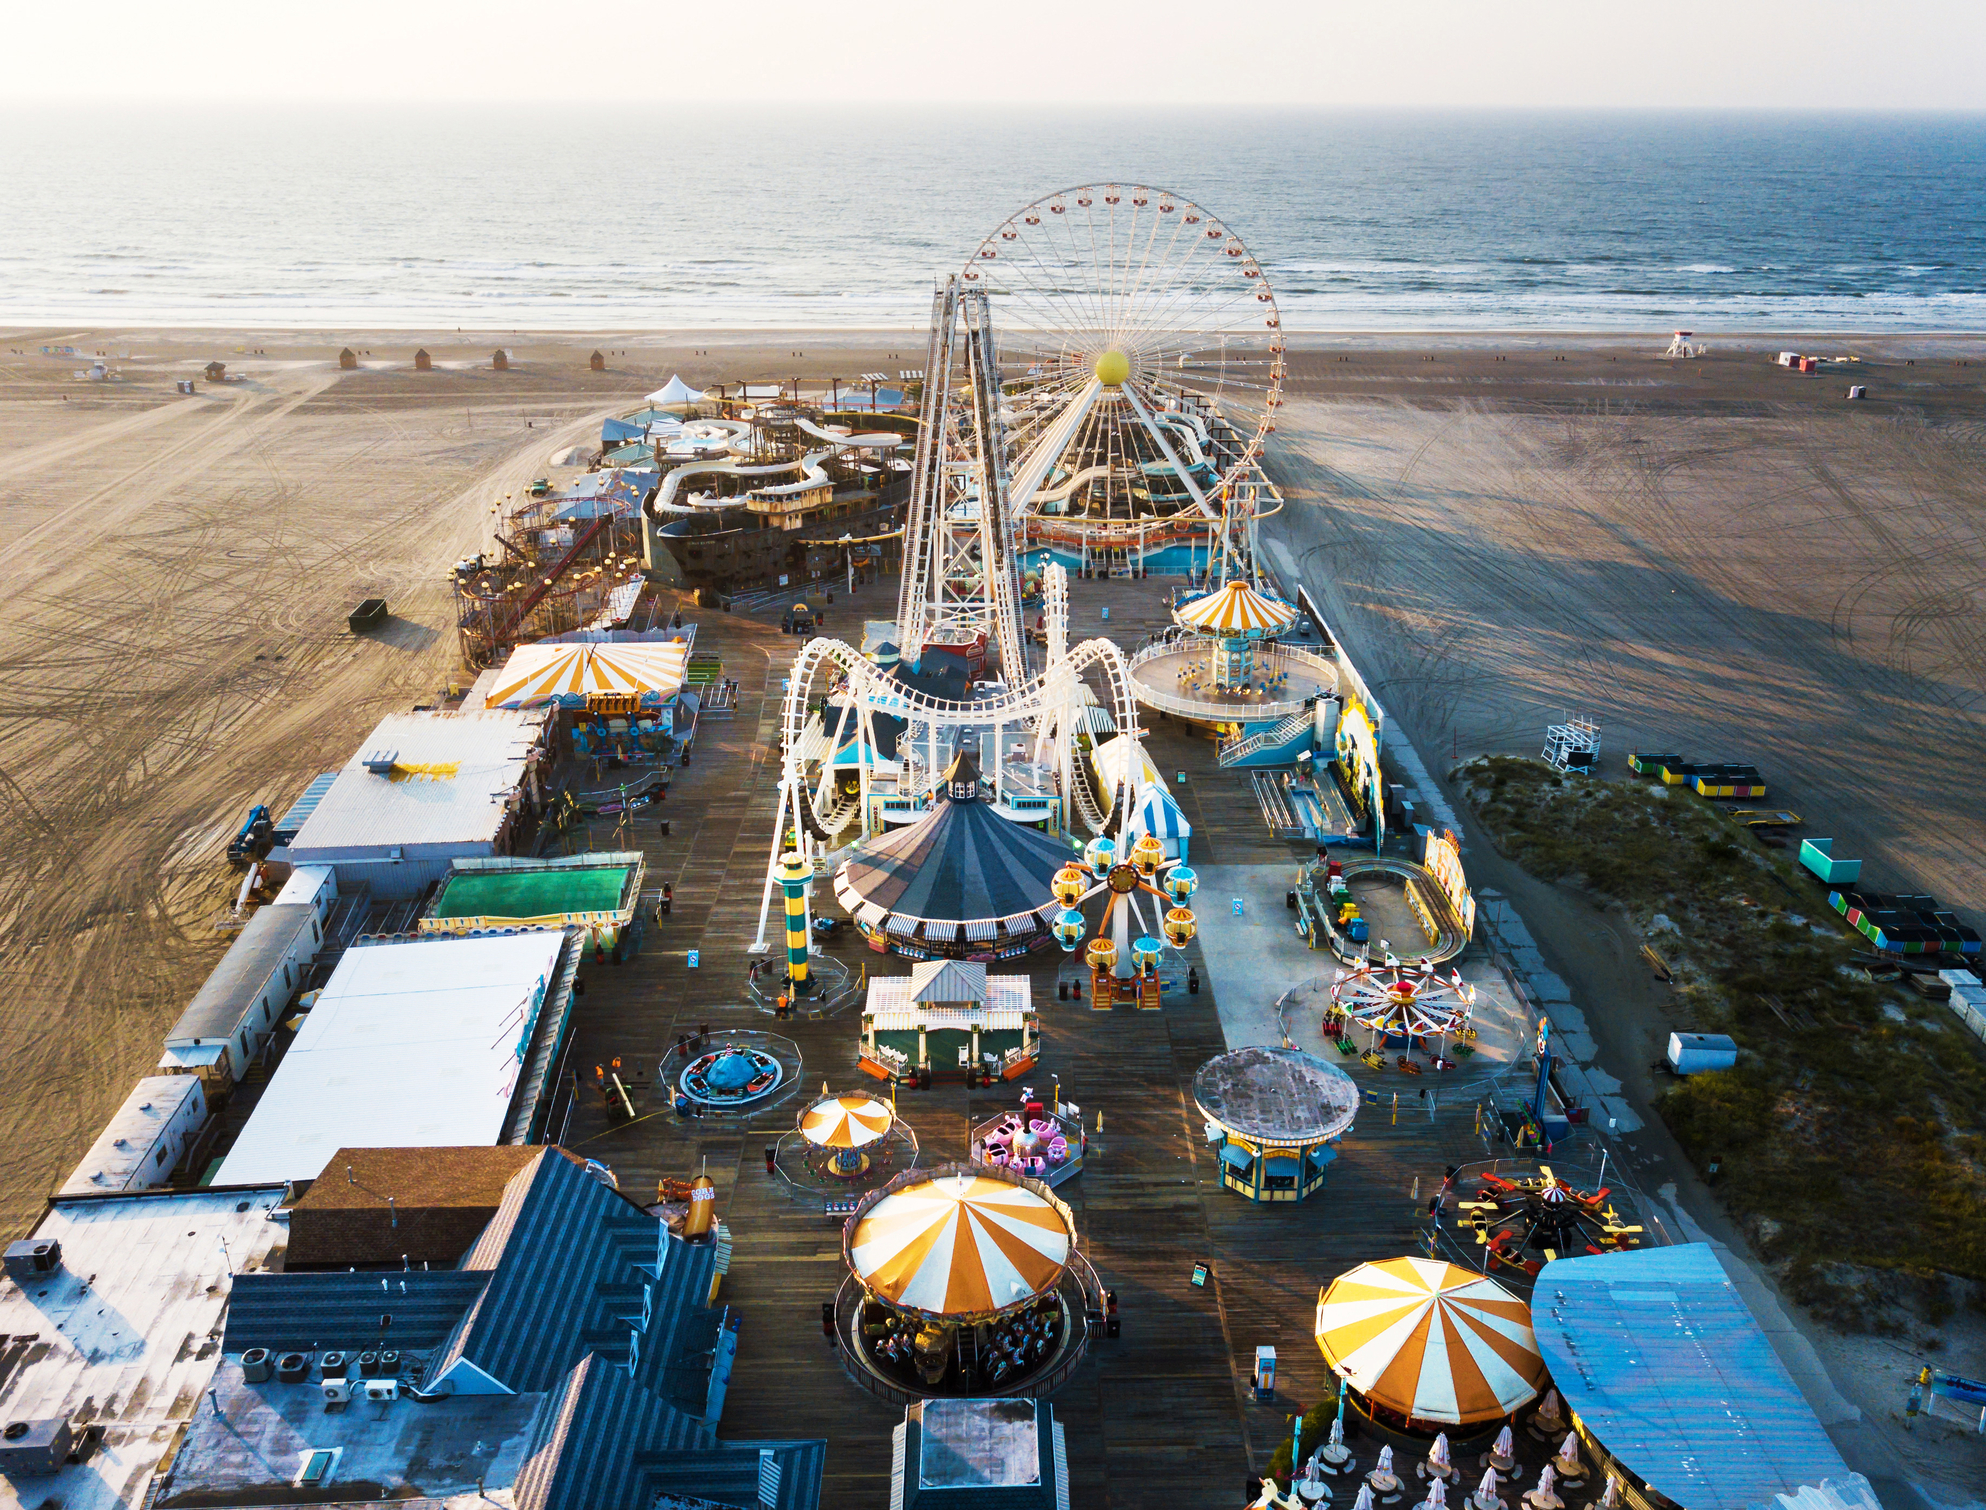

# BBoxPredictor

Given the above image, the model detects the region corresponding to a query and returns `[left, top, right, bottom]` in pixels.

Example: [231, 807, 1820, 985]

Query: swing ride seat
[1359, 1050, 1385, 1069]
[1396, 1056, 1423, 1074]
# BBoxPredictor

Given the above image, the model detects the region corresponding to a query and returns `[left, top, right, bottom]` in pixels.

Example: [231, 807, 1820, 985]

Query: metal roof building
[0, 1186, 287, 1510]
[285, 708, 551, 899]
[213, 931, 574, 1188]
[59, 1073, 208, 1195]
[1531, 1244, 1857, 1509]
[185, 1149, 825, 1510]
[160, 901, 323, 1083]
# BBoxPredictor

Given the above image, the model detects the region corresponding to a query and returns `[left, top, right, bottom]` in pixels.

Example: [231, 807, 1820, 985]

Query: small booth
[861, 960, 1038, 1086]
[1193, 1046, 1359, 1202]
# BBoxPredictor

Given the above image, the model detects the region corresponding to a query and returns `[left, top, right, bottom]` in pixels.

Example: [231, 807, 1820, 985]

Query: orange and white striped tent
[847, 1170, 1071, 1317]
[1313, 1257, 1546, 1424]
[1173, 580, 1298, 637]
[484, 641, 689, 708]
[799, 1094, 894, 1150]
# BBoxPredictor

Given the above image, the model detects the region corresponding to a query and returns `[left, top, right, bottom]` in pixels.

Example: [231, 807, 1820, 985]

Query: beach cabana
[414, 349, 432, 371]
[644, 374, 706, 410]
[589, 350, 606, 371]
[483, 641, 689, 709]
[1313, 1257, 1546, 1428]
[491, 348, 509, 371]
[338, 348, 358, 370]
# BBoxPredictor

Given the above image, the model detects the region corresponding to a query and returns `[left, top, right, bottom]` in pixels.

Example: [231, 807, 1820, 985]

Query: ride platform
[1128, 643, 1337, 726]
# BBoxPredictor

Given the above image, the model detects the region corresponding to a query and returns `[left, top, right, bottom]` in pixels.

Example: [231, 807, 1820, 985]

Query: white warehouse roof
[215, 931, 567, 1188]
[287, 709, 549, 859]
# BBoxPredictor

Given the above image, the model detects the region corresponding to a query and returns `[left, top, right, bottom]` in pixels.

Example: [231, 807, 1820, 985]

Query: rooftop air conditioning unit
[362, 749, 399, 773]
[363, 1378, 399, 1403]
[321, 1378, 352, 1404]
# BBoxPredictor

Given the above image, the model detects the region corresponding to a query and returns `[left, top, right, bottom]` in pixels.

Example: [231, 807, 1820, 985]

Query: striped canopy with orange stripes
[798, 1094, 894, 1150]
[1173, 580, 1298, 637]
[1314, 1257, 1547, 1424]
[848, 1171, 1071, 1319]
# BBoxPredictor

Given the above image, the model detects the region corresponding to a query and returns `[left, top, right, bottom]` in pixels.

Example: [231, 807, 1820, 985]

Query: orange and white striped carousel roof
[1172, 580, 1298, 636]
[484, 640, 689, 707]
[849, 1171, 1071, 1316]
[799, 1094, 894, 1149]
[1314, 1257, 1546, 1425]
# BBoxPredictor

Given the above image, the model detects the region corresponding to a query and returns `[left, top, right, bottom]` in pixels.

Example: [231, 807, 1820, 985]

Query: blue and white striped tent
[1127, 783, 1192, 862]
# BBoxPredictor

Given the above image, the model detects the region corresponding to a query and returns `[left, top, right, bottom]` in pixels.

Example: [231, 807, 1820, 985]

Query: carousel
[1129, 578, 1337, 728]
[1193, 1045, 1360, 1202]
[771, 1090, 920, 1195]
[833, 752, 1070, 960]
[1313, 1257, 1548, 1438]
[835, 1162, 1100, 1402]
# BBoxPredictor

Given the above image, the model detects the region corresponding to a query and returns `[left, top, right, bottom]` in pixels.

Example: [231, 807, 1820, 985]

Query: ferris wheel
[963, 184, 1284, 535]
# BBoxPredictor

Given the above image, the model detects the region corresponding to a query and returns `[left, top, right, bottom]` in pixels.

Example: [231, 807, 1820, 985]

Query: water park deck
[546, 576, 1515, 1510]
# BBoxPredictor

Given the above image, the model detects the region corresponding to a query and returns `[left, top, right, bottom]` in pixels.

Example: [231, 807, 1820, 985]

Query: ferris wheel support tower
[894, 276, 1027, 679]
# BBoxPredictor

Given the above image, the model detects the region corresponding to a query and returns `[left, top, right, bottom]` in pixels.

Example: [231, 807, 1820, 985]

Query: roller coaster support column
[780, 850, 813, 994]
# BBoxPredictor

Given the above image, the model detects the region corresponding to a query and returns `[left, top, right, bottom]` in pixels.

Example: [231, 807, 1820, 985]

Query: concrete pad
[1189, 862, 1324, 1049]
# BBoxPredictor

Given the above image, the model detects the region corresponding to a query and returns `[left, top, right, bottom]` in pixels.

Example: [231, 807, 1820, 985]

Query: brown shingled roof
[285, 1146, 551, 1269]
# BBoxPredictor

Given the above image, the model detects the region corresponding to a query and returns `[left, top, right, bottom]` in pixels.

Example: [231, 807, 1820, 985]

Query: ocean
[4, 107, 1983, 332]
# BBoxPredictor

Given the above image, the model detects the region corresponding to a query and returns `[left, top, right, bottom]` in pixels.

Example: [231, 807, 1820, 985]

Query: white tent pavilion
[644, 374, 706, 410]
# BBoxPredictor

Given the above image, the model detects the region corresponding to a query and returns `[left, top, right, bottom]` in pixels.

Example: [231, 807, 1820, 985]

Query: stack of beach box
[1627, 752, 1768, 798]
[1942, 970, 1986, 1045]
[1827, 889, 1983, 959]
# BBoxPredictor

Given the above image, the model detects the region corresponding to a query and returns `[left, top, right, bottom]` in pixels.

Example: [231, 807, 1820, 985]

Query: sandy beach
[3, 326, 1984, 1236]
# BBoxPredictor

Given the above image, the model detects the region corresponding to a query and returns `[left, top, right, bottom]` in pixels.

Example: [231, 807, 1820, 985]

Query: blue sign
[687, 949, 700, 969]
[1232, 897, 1244, 916]
[1100, 606, 1110, 621]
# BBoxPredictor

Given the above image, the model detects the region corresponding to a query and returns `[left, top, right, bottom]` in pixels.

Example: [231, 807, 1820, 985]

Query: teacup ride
[972, 1087, 1085, 1187]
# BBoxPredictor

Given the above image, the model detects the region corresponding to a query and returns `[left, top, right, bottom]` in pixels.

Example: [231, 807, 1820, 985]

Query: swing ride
[1456, 1166, 1645, 1277]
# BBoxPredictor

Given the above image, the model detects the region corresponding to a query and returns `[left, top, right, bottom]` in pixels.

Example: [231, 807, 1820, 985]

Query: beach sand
[3, 325, 1985, 1502]
[2, 327, 1983, 1234]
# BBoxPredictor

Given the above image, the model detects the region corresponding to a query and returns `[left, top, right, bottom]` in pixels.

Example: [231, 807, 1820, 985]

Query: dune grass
[1457, 756, 1986, 1323]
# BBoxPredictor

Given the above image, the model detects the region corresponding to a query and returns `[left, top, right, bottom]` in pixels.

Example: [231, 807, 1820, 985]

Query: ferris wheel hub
[1093, 349, 1131, 387]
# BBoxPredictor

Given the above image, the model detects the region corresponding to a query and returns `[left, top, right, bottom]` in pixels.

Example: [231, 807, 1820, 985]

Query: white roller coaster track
[751, 629, 1145, 951]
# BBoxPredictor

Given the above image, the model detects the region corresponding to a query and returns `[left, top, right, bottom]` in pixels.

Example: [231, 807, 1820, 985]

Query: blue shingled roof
[224, 1269, 491, 1354]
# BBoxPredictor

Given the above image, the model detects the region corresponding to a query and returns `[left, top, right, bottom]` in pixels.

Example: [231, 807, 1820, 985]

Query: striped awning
[848, 1171, 1071, 1317]
[964, 919, 997, 942]
[857, 902, 888, 928]
[799, 1094, 893, 1149]
[885, 915, 918, 938]
[485, 640, 689, 707]
[1314, 1257, 1545, 1425]
[1173, 580, 1298, 637]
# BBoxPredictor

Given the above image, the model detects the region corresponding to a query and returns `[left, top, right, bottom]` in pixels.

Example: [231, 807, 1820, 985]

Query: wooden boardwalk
[555, 577, 1496, 1509]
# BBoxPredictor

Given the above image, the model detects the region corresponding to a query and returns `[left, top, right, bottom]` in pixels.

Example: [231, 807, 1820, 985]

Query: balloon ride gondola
[1456, 1165, 1645, 1277]
[1053, 831, 1198, 1009]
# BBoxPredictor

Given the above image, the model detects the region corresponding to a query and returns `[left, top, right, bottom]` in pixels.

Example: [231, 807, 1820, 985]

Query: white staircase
[1218, 708, 1314, 768]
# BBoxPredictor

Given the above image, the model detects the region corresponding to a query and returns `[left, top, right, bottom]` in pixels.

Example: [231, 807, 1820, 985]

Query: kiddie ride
[1050, 832, 1199, 1009]
[1456, 1165, 1643, 1277]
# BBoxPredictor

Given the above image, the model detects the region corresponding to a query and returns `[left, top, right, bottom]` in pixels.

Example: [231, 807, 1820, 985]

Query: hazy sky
[13, 0, 1985, 108]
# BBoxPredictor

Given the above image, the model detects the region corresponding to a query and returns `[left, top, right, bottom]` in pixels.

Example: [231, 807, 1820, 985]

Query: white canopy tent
[644, 374, 706, 409]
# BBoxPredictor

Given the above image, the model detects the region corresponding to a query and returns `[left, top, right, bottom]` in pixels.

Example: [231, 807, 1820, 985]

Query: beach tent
[1313, 1257, 1545, 1426]
[1175, 580, 1299, 637]
[484, 641, 689, 709]
[1125, 781, 1192, 862]
[644, 374, 706, 409]
[601, 416, 646, 446]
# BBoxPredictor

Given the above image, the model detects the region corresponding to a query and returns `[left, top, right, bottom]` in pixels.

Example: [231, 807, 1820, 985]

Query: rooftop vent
[362, 749, 399, 773]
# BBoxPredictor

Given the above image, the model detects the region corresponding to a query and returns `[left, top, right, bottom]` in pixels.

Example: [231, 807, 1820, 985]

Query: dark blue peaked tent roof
[833, 752, 1067, 945]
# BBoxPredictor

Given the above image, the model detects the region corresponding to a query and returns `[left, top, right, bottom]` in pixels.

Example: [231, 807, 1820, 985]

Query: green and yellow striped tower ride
[778, 850, 811, 993]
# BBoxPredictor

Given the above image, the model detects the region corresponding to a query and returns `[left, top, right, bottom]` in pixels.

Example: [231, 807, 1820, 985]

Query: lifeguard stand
[1542, 716, 1600, 774]
[1664, 331, 1705, 359]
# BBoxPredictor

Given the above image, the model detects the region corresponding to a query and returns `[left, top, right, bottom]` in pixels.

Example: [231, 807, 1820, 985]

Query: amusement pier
[0, 186, 1923, 1510]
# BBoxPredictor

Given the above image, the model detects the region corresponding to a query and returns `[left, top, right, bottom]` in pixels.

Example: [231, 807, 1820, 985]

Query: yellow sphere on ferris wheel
[1094, 349, 1131, 387]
